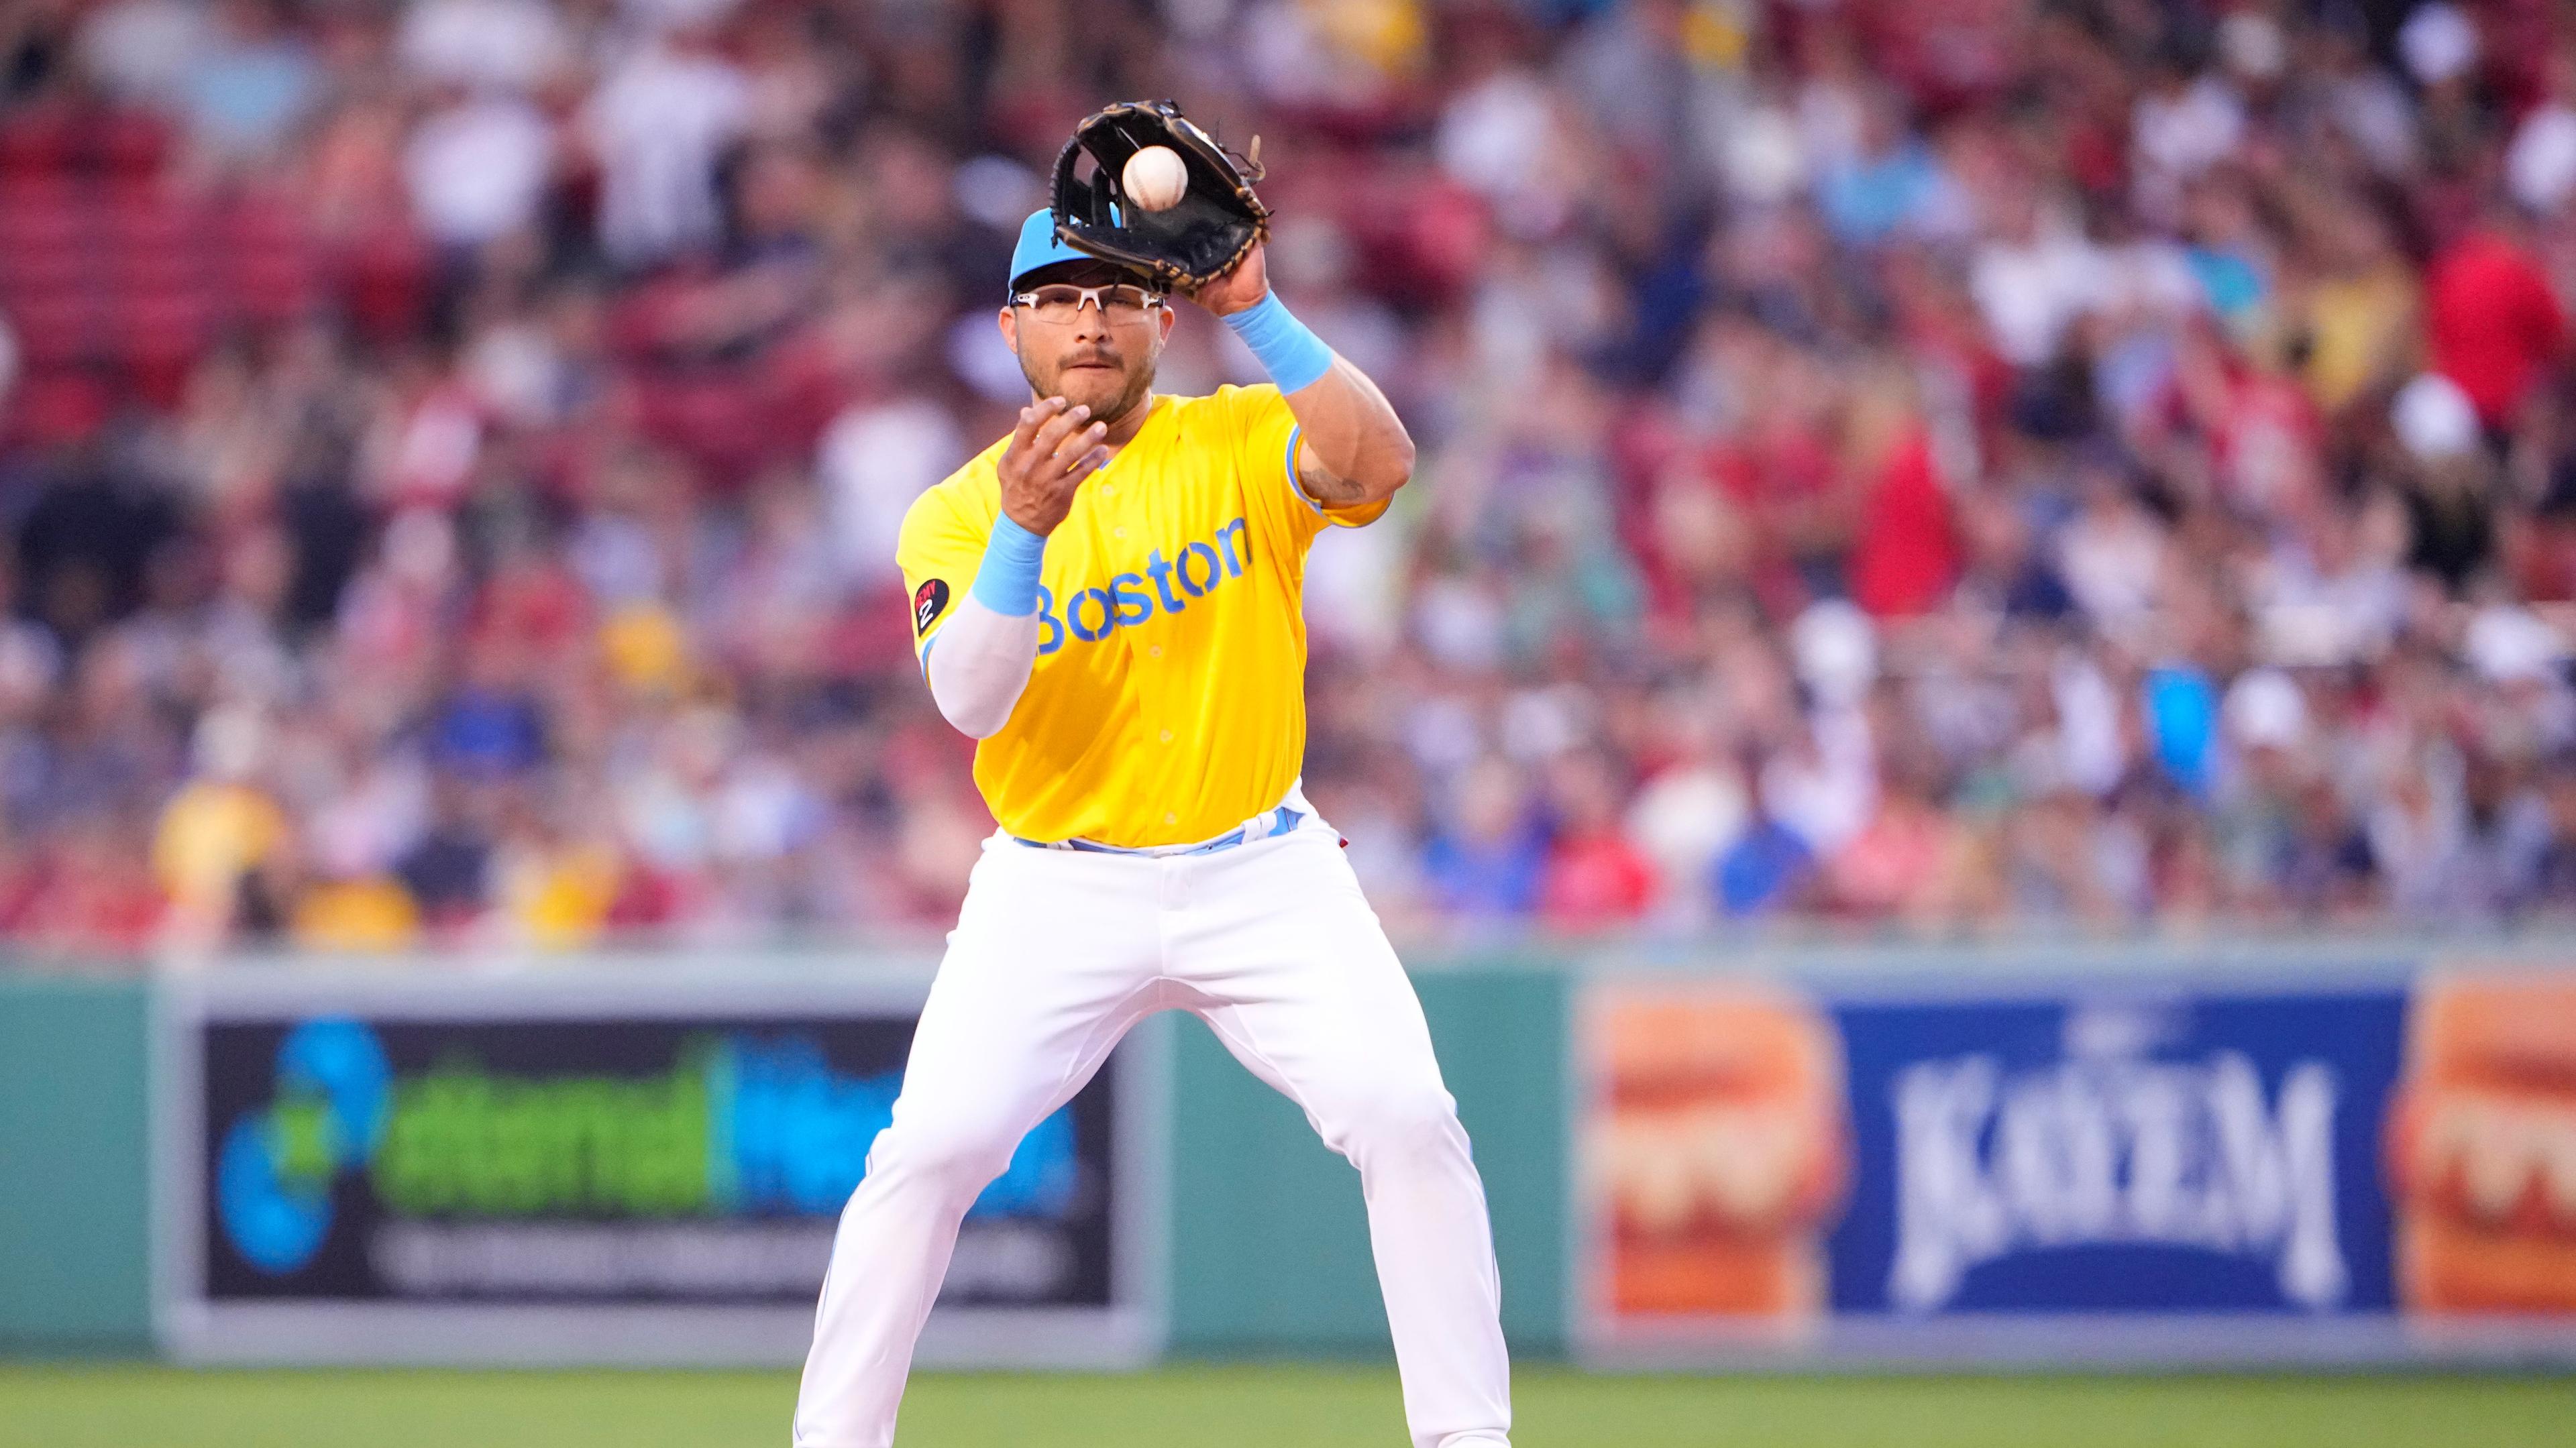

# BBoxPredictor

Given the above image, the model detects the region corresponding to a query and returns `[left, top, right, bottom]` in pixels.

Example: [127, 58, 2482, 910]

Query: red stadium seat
[116, 294, 218, 406]
[0, 251, 94, 307]
[105, 251, 209, 300]
[0, 183, 87, 252]
[103, 194, 198, 253]
[634, 371, 777, 490]
[337, 223, 433, 343]
[4, 368, 114, 446]
[220, 192, 309, 253]
[95, 111, 174, 181]
[3, 295, 104, 366]
[0, 111, 76, 180]
[218, 195, 324, 326]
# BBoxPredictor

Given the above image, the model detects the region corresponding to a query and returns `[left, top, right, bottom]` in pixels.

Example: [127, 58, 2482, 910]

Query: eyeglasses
[1010, 283, 1166, 322]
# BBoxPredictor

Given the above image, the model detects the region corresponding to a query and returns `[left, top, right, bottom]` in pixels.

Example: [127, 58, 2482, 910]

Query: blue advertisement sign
[166, 976, 1162, 1368]
[1826, 990, 2408, 1315]
[202, 1016, 1099, 1304]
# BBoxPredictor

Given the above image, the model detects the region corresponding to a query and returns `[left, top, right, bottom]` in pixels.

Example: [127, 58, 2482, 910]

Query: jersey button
[1160, 730, 1173, 742]
[1148, 645, 1163, 657]
[1165, 812, 1177, 824]
[1114, 527, 1127, 539]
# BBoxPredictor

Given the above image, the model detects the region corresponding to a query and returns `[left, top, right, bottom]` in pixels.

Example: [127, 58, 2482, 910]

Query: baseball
[1122, 145, 1189, 212]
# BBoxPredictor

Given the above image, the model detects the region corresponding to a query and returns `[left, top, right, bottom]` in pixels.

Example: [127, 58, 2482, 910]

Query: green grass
[0, 1364, 2567, 1447]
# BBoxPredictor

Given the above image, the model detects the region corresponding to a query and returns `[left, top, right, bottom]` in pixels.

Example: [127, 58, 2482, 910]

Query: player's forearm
[1283, 355, 1415, 504]
[925, 596, 1039, 738]
[924, 517, 1048, 738]
[1223, 290, 1415, 504]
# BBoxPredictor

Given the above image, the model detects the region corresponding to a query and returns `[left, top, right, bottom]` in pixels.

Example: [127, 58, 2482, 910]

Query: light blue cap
[1008, 207, 1142, 292]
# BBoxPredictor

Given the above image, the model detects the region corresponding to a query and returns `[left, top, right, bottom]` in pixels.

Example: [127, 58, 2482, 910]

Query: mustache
[1061, 349, 1122, 369]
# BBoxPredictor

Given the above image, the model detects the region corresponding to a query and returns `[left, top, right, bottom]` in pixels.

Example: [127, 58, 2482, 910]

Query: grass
[0, 1363, 2568, 1447]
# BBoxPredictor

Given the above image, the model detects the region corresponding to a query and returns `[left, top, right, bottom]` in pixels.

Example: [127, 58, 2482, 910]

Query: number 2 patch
[913, 578, 951, 635]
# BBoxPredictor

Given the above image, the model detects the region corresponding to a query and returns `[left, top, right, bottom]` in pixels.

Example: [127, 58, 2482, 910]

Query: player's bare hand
[998, 396, 1110, 536]
[1183, 240, 1269, 318]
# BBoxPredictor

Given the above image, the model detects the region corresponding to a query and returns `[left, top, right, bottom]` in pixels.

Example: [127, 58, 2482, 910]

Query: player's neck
[1099, 391, 1158, 451]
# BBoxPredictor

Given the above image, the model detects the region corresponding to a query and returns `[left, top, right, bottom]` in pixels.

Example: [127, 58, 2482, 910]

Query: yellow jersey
[897, 384, 1385, 847]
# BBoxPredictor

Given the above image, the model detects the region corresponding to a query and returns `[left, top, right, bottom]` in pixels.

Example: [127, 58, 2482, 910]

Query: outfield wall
[3, 942, 2573, 1366]
[0, 975, 153, 1354]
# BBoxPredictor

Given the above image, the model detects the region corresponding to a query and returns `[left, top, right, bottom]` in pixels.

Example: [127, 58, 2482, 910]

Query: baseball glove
[1050, 99, 1270, 292]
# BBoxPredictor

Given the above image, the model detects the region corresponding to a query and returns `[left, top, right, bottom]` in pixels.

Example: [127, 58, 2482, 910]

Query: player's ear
[1156, 303, 1176, 344]
[998, 306, 1020, 355]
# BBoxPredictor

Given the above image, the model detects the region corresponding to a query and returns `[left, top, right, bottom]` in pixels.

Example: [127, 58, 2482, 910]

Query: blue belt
[1014, 806, 1305, 857]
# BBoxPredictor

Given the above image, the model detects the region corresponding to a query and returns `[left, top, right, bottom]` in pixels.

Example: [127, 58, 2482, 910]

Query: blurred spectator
[2426, 211, 2565, 434]
[396, 0, 570, 95]
[79, 0, 211, 107]
[2507, 46, 2576, 215]
[405, 89, 555, 251]
[584, 23, 749, 268]
[1539, 749, 1658, 929]
[153, 707, 286, 951]
[1816, 87, 1964, 249]
[1713, 812, 1815, 919]
[818, 393, 965, 594]
[1422, 757, 1548, 922]
[179, 0, 320, 164]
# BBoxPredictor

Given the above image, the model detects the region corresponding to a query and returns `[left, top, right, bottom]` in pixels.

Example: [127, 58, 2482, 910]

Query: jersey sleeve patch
[913, 577, 952, 636]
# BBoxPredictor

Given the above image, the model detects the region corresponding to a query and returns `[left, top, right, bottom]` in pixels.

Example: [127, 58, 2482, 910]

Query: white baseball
[1122, 146, 1189, 212]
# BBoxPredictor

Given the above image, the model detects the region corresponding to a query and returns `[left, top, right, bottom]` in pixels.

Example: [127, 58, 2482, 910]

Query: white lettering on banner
[363, 1221, 1069, 1300]
[1888, 1049, 2346, 1311]
[935, 1223, 1077, 1300]
[369, 1222, 836, 1296]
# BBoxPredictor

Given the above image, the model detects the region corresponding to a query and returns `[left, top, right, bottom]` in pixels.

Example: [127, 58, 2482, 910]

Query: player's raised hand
[1183, 239, 1268, 318]
[997, 396, 1111, 535]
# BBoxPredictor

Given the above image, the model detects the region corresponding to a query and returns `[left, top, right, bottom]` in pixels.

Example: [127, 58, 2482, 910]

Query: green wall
[0, 975, 154, 1354]
[1164, 964, 1568, 1358]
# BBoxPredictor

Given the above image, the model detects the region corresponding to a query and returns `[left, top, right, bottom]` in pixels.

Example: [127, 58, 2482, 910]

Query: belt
[1013, 805, 1305, 858]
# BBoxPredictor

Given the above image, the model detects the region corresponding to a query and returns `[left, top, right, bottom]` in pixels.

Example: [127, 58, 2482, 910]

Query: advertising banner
[1567, 970, 2563, 1363]
[1575, 983, 1850, 1352]
[1830, 990, 2406, 1321]
[2387, 969, 2576, 1317]
[159, 972, 1161, 1366]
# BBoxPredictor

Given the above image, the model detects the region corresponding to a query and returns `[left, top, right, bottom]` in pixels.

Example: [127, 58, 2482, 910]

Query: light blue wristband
[971, 514, 1048, 617]
[1222, 291, 1334, 393]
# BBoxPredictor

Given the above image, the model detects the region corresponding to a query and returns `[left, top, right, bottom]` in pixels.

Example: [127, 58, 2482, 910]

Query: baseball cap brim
[1008, 209, 1154, 294]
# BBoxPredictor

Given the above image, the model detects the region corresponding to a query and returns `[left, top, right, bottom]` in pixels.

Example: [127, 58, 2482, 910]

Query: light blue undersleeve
[971, 514, 1047, 617]
[1222, 291, 1334, 394]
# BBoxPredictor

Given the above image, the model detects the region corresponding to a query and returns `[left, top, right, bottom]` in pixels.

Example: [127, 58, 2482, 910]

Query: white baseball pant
[792, 805, 1512, 1448]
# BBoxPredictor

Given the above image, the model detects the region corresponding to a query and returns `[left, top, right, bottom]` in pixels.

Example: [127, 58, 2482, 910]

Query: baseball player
[790, 203, 1511, 1448]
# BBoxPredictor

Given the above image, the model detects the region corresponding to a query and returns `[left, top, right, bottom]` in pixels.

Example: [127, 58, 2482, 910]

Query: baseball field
[1, 1364, 2565, 1447]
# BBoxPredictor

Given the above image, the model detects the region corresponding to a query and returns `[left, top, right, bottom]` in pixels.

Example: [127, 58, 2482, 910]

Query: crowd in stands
[3, 0, 2576, 958]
